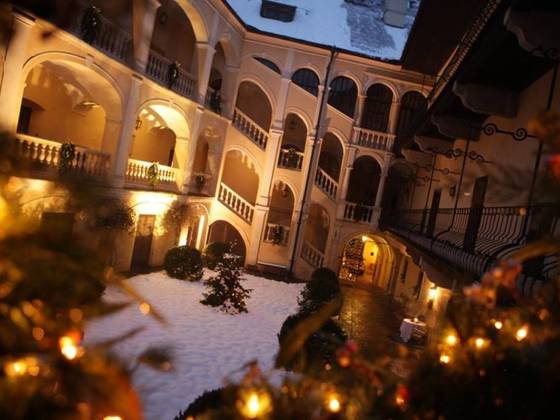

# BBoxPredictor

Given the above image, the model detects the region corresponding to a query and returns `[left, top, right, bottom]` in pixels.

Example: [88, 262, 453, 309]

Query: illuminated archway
[207, 220, 246, 263]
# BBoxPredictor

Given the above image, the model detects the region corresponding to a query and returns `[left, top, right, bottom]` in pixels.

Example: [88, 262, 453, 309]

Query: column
[354, 94, 366, 126]
[388, 99, 401, 134]
[195, 42, 216, 105]
[131, 0, 161, 72]
[375, 163, 390, 208]
[338, 146, 358, 203]
[180, 106, 205, 192]
[101, 118, 123, 177]
[222, 65, 240, 119]
[113, 75, 143, 187]
[0, 10, 35, 132]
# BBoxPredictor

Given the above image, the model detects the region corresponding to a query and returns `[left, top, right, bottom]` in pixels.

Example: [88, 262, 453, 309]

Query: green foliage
[298, 268, 341, 314]
[201, 253, 251, 314]
[164, 246, 203, 281]
[278, 310, 347, 371]
[89, 197, 135, 232]
[202, 242, 229, 269]
[162, 201, 189, 235]
[174, 388, 226, 420]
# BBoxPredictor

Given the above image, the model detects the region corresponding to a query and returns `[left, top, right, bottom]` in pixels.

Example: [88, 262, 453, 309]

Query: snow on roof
[225, 0, 420, 61]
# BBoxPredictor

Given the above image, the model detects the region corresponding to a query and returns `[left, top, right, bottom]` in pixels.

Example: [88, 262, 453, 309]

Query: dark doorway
[426, 189, 442, 237]
[131, 215, 155, 271]
[207, 221, 246, 264]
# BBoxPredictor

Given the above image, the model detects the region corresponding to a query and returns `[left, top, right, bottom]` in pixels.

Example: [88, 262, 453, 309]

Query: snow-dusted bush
[202, 241, 229, 269]
[164, 246, 203, 281]
[201, 253, 251, 314]
[298, 268, 341, 314]
[173, 388, 226, 420]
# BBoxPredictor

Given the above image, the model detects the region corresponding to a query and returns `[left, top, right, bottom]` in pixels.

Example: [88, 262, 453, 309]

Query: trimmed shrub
[164, 246, 203, 281]
[173, 388, 225, 420]
[202, 242, 229, 269]
[278, 311, 347, 370]
[298, 267, 341, 313]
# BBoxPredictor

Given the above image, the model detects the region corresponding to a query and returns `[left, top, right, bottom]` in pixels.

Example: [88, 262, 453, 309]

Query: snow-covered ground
[85, 271, 304, 420]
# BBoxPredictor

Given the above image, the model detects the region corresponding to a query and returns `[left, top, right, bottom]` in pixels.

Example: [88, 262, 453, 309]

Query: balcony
[384, 206, 560, 293]
[351, 127, 395, 152]
[125, 159, 179, 191]
[218, 182, 255, 224]
[263, 222, 290, 246]
[146, 51, 197, 101]
[12, 134, 110, 180]
[338, 201, 379, 224]
[204, 87, 222, 115]
[315, 167, 338, 200]
[277, 147, 304, 171]
[232, 108, 269, 150]
[301, 242, 325, 268]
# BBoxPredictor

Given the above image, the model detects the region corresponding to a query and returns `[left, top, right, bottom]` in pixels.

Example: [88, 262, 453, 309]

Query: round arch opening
[207, 220, 246, 264]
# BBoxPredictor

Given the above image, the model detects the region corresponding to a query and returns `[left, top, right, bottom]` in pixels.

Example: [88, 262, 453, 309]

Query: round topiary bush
[173, 388, 225, 420]
[164, 246, 203, 281]
[298, 267, 341, 313]
[202, 242, 229, 269]
[278, 311, 347, 370]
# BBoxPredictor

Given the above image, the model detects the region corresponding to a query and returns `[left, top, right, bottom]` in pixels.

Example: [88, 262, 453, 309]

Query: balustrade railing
[315, 167, 338, 200]
[232, 108, 269, 150]
[301, 242, 325, 268]
[125, 159, 178, 188]
[352, 127, 395, 152]
[13, 134, 110, 178]
[73, 1, 131, 62]
[263, 223, 290, 246]
[218, 182, 255, 224]
[277, 148, 304, 170]
[340, 202, 378, 224]
[146, 50, 197, 100]
[385, 205, 560, 293]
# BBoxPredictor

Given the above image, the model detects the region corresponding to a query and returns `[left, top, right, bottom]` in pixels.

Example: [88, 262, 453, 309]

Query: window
[328, 76, 357, 118]
[400, 259, 409, 283]
[17, 105, 32, 134]
[253, 57, 281, 74]
[361, 84, 393, 132]
[260, 0, 297, 22]
[395, 91, 427, 152]
[291, 68, 320, 96]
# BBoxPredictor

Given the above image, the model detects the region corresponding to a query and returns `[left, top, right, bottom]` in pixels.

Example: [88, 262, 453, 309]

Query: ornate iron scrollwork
[481, 123, 536, 142]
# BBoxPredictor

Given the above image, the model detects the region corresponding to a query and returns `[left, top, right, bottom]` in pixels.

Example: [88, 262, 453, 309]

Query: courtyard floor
[338, 284, 404, 362]
[85, 271, 304, 420]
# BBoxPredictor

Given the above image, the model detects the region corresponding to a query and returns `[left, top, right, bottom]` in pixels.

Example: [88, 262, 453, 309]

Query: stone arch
[281, 112, 308, 152]
[319, 132, 345, 181]
[220, 149, 260, 205]
[207, 220, 247, 263]
[268, 180, 295, 227]
[18, 55, 124, 154]
[364, 78, 400, 102]
[380, 160, 416, 222]
[175, 0, 209, 43]
[361, 83, 394, 132]
[235, 79, 274, 131]
[304, 202, 330, 253]
[328, 75, 358, 118]
[215, 35, 241, 67]
[346, 155, 382, 206]
[291, 67, 320, 96]
[331, 70, 363, 96]
[395, 90, 428, 153]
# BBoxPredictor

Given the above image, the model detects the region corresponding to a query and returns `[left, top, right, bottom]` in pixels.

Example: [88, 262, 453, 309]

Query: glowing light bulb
[439, 353, 451, 364]
[103, 416, 122, 420]
[327, 395, 341, 413]
[445, 334, 458, 346]
[59, 334, 82, 360]
[474, 337, 487, 350]
[494, 320, 503, 330]
[4, 357, 40, 377]
[516, 326, 528, 341]
[139, 302, 151, 315]
[237, 390, 272, 419]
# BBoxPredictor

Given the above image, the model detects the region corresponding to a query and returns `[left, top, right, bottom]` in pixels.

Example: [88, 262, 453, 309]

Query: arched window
[346, 156, 382, 206]
[395, 91, 428, 151]
[328, 76, 357, 118]
[291, 68, 320, 96]
[253, 57, 281, 74]
[361, 84, 393, 132]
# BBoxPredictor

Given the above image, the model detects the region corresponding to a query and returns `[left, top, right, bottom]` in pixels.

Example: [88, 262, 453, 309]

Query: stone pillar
[180, 106, 205, 192]
[354, 94, 366, 126]
[0, 10, 35, 132]
[195, 42, 216, 105]
[222, 65, 240, 119]
[246, 205, 268, 266]
[131, 0, 161, 72]
[388, 99, 401, 134]
[375, 165, 390, 208]
[113, 75, 143, 187]
[339, 146, 358, 202]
